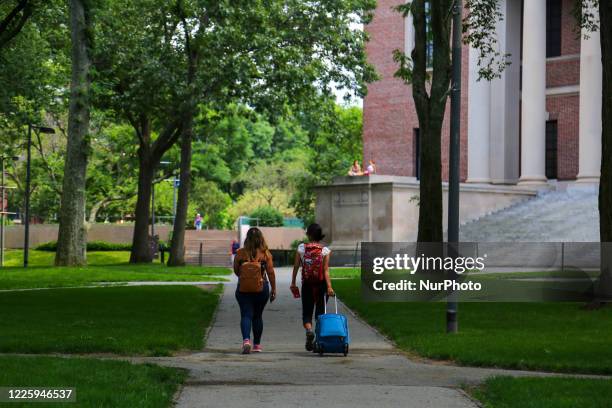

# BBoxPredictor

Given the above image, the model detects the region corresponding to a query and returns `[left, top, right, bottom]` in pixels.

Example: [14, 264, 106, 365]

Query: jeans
[235, 282, 269, 344]
[301, 280, 328, 325]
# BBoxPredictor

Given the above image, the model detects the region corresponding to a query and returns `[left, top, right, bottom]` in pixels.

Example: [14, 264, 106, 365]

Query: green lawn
[467, 376, 612, 408]
[3, 249, 137, 267]
[0, 355, 185, 408]
[330, 267, 360, 278]
[0, 285, 221, 355]
[0, 250, 230, 290]
[334, 278, 612, 374]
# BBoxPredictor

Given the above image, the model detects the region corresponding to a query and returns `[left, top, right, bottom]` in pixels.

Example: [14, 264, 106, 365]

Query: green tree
[291, 101, 363, 225]
[163, 0, 376, 266]
[0, 0, 35, 49]
[190, 179, 232, 229]
[250, 206, 283, 227]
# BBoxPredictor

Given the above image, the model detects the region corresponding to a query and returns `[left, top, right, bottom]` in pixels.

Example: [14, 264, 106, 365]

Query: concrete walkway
[158, 267, 516, 408]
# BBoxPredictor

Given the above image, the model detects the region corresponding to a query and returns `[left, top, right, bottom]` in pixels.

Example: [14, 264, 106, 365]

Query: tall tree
[395, 0, 452, 242]
[93, 0, 186, 262]
[94, 0, 375, 264]
[55, 0, 92, 266]
[164, 1, 374, 265]
[0, 0, 34, 49]
[394, 0, 507, 242]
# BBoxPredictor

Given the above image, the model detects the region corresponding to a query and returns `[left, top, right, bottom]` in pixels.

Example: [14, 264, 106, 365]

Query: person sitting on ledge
[364, 160, 376, 176]
[348, 160, 363, 176]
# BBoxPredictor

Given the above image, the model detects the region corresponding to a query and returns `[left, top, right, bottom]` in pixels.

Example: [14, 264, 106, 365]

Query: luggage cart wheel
[343, 344, 349, 356]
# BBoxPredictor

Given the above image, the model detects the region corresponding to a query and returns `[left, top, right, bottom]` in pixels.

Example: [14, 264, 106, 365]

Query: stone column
[519, 0, 547, 185]
[577, 18, 602, 183]
[467, 46, 491, 183]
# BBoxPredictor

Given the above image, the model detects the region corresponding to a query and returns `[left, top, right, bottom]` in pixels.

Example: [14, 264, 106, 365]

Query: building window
[546, 0, 562, 57]
[545, 120, 558, 179]
[414, 128, 421, 180]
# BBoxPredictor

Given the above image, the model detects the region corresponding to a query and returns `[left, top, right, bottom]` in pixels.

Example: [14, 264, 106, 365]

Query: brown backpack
[238, 255, 266, 293]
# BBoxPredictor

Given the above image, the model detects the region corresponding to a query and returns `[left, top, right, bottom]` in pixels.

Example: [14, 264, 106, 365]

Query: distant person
[234, 227, 277, 354]
[348, 160, 363, 176]
[231, 239, 240, 264]
[194, 213, 203, 230]
[365, 160, 377, 175]
[290, 223, 334, 351]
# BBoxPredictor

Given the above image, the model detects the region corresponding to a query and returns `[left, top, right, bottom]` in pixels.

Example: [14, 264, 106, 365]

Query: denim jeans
[235, 281, 269, 344]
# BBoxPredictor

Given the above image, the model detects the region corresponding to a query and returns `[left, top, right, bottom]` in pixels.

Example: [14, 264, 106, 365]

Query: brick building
[363, 0, 602, 185]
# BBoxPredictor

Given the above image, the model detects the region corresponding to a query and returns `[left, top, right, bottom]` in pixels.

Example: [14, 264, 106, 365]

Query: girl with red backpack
[290, 223, 334, 351]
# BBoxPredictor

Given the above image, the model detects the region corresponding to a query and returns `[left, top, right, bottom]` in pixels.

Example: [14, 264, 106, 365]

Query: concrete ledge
[315, 175, 540, 246]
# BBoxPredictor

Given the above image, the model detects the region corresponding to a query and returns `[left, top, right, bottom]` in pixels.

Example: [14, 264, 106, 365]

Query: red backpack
[302, 243, 324, 283]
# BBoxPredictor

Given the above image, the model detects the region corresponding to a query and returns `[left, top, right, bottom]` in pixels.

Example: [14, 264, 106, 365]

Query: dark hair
[243, 227, 269, 260]
[306, 223, 325, 242]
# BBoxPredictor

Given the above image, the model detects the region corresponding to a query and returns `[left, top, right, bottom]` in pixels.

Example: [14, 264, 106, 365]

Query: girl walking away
[234, 228, 276, 354]
[290, 223, 334, 351]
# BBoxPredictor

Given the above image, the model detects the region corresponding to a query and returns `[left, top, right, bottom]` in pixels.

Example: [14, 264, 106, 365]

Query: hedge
[36, 241, 133, 252]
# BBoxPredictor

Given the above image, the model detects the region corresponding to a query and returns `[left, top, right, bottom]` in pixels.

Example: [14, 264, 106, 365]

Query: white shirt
[297, 243, 331, 260]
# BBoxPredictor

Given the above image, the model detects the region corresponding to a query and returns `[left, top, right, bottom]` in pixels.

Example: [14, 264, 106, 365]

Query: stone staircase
[184, 230, 237, 267]
[459, 183, 599, 242]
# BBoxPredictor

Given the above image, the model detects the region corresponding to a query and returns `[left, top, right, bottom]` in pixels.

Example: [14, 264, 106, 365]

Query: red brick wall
[543, 0, 580, 180]
[364, 0, 580, 182]
[363, 0, 413, 177]
[363, 0, 469, 182]
[547, 94, 579, 180]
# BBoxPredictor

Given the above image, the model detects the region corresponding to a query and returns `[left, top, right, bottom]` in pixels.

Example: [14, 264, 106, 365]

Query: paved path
[155, 267, 516, 408]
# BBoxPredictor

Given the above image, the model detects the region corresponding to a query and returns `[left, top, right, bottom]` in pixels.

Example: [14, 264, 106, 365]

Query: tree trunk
[130, 150, 155, 263]
[168, 118, 193, 266]
[411, 0, 451, 243]
[55, 0, 91, 266]
[599, 0, 612, 299]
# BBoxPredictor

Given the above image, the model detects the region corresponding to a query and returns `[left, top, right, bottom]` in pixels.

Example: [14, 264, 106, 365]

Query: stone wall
[3, 224, 304, 250]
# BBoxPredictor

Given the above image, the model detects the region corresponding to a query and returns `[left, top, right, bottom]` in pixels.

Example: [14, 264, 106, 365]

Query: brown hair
[243, 227, 269, 260]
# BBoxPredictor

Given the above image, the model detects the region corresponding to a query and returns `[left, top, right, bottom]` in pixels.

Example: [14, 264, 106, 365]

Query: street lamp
[1, 155, 19, 267]
[24, 124, 55, 268]
[151, 160, 171, 238]
[446, 0, 463, 333]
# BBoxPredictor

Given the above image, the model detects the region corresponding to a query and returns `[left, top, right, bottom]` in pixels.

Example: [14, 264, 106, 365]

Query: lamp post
[446, 0, 463, 333]
[24, 124, 55, 268]
[1, 156, 5, 267]
[172, 176, 179, 225]
[1, 155, 18, 267]
[151, 161, 171, 237]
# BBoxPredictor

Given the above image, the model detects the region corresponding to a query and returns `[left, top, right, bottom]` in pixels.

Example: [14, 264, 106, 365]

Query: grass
[0, 250, 230, 290]
[330, 267, 360, 279]
[0, 285, 221, 355]
[0, 355, 186, 408]
[467, 376, 612, 408]
[334, 278, 612, 374]
[3, 249, 136, 267]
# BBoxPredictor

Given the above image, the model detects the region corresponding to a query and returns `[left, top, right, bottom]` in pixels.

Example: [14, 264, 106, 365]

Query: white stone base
[314, 175, 538, 248]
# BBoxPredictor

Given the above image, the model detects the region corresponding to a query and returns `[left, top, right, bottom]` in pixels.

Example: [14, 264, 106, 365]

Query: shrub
[249, 206, 284, 227]
[36, 241, 132, 252]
